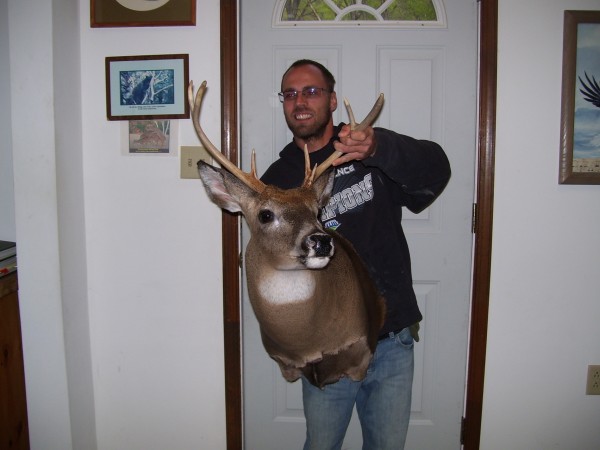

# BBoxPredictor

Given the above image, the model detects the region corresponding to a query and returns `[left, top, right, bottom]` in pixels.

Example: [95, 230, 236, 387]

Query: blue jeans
[302, 327, 414, 450]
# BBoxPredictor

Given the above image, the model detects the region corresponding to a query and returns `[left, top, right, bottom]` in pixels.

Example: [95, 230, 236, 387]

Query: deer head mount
[190, 80, 386, 387]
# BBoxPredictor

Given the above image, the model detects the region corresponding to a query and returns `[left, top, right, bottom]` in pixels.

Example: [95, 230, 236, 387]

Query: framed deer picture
[559, 10, 600, 184]
[105, 54, 190, 121]
[91, 0, 196, 28]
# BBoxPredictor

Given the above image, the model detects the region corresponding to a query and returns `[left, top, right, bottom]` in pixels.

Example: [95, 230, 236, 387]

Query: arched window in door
[273, 0, 447, 28]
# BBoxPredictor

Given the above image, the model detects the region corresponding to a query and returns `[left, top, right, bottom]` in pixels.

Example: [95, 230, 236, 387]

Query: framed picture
[105, 54, 189, 121]
[91, 0, 196, 28]
[121, 120, 179, 155]
[559, 10, 600, 184]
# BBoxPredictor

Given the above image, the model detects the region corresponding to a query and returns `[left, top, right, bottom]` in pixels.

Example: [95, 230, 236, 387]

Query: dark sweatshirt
[261, 123, 451, 337]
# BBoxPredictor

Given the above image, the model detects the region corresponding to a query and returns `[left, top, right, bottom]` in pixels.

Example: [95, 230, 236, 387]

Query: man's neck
[294, 123, 336, 153]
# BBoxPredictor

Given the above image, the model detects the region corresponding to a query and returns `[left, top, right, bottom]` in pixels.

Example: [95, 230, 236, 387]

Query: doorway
[217, 0, 497, 448]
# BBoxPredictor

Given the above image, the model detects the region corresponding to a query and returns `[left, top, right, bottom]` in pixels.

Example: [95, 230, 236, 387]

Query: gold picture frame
[559, 10, 600, 184]
[91, 0, 196, 28]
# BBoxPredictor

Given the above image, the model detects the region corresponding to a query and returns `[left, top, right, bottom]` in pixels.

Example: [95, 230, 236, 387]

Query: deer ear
[312, 169, 335, 208]
[198, 162, 255, 214]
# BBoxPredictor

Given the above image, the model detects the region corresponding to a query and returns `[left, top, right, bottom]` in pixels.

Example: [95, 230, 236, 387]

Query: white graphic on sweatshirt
[321, 173, 373, 222]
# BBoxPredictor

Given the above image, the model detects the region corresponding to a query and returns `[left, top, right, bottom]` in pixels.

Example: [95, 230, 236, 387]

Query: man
[261, 59, 451, 450]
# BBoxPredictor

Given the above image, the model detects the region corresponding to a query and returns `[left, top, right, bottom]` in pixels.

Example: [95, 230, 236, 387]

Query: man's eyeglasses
[278, 87, 331, 103]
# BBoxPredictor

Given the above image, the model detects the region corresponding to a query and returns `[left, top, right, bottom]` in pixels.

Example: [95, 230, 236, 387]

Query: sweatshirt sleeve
[363, 128, 451, 213]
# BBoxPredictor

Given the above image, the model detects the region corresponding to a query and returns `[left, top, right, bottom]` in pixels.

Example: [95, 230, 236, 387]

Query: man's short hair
[281, 59, 336, 92]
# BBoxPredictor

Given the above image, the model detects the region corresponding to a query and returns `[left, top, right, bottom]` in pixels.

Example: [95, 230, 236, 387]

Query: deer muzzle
[302, 233, 334, 269]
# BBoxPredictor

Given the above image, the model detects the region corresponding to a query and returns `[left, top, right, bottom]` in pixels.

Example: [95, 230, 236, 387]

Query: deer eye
[258, 209, 274, 224]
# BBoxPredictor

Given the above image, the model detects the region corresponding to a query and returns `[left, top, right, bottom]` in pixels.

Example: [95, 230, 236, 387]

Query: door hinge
[471, 203, 477, 234]
[461, 416, 467, 445]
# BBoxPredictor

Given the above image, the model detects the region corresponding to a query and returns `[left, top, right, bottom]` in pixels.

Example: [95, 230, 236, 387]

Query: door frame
[218, 1, 497, 448]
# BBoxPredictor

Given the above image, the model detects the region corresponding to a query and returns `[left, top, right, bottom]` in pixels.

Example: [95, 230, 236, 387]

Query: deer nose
[308, 234, 333, 257]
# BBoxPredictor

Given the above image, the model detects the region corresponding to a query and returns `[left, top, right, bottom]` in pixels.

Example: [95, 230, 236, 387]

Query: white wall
[0, 0, 15, 241]
[6, 0, 226, 448]
[481, 0, 600, 449]
[80, 1, 226, 448]
[8, 0, 73, 448]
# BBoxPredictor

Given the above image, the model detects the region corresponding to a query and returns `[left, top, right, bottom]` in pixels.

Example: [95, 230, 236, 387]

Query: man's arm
[364, 128, 451, 213]
[330, 123, 450, 213]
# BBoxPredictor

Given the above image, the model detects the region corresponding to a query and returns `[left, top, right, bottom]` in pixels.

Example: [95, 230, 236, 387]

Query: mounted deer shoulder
[190, 80, 386, 388]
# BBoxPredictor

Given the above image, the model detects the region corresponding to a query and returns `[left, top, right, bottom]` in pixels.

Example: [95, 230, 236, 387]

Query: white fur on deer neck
[259, 270, 315, 305]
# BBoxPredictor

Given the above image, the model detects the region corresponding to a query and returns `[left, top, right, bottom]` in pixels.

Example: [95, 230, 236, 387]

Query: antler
[312, 93, 385, 180]
[301, 144, 317, 188]
[189, 81, 266, 193]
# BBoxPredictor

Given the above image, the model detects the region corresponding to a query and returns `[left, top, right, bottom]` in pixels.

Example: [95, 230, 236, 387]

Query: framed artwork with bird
[559, 10, 600, 184]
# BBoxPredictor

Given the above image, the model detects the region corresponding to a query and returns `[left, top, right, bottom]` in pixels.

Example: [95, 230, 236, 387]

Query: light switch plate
[180, 146, 212, 179]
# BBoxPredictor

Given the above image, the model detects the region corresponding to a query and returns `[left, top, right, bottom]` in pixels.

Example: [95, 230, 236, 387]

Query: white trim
[272, 0, 447, 29]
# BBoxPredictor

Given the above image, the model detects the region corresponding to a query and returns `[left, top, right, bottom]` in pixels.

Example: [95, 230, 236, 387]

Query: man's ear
[330, 91, 338, 114]
[312, 169, 335, 208]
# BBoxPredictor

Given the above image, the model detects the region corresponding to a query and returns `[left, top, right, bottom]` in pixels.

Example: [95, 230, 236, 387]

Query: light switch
[180, 146, 212, 179]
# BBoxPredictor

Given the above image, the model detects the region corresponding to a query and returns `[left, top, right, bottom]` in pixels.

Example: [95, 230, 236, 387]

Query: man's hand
[332, 124, 377, 166]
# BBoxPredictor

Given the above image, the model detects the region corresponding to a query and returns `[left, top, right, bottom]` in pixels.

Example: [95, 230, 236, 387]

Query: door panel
[241, 2, 478, 448]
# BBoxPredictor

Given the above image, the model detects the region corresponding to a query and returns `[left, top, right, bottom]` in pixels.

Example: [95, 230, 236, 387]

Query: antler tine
[300, 144, 317, 188]
[189, 80, 265, 192]
[250, 150, 259, 178]
[313, 93, 385, 180]
[313, 151, 342, 180]
[344, 97, 358, 129]
[353, 93, 384, 132]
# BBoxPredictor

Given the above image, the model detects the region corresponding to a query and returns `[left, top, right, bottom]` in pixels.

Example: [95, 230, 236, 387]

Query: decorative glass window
[273, 0, 447, 28]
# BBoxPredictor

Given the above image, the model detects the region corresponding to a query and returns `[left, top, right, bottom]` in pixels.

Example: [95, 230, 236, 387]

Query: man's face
[281, 65, 337, 142]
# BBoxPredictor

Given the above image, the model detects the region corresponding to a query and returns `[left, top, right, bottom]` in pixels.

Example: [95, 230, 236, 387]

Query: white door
[240, 1, 478, 449]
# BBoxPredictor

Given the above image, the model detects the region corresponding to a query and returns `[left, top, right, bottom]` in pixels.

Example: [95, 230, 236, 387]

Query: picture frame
[121, 120, 179, 155]
[559, 10, 600, 185]
[91, 0, 196, 28]
[105, 54, 189, 121]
